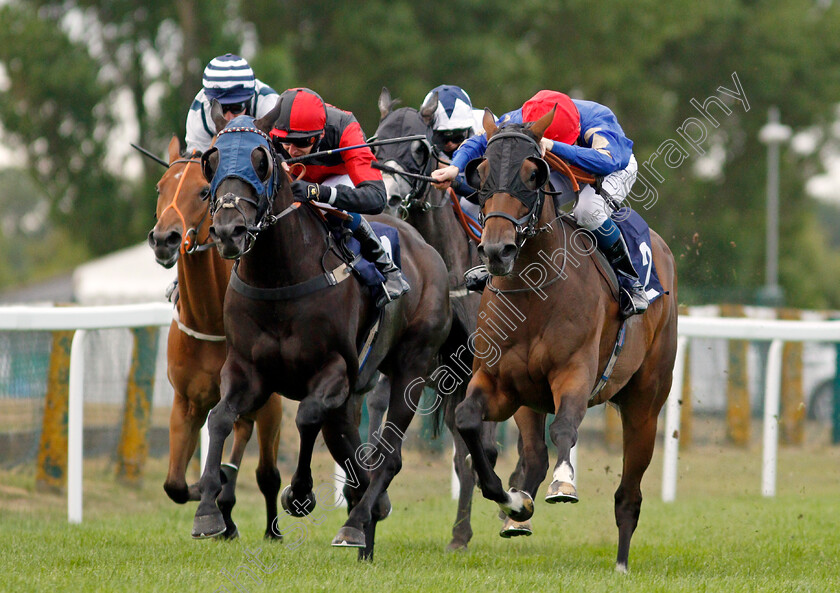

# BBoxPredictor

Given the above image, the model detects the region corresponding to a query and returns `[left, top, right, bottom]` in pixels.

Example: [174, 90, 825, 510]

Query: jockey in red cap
[270, 88, 410, 307]
[433, 89, 646, 319]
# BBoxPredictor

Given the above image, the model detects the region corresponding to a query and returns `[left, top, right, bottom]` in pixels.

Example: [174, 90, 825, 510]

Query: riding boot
[464, 265, 490, 292]
[352, 218, 410, 308]
[601, 233, 649, 319]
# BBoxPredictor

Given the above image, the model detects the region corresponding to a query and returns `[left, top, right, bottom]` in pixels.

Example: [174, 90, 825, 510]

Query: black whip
[130, 143, 169, 168]
[285, 135, 427, 164]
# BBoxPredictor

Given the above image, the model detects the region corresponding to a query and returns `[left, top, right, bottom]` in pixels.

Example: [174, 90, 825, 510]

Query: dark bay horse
[455, 109, 678, 572]
[194, 102, 451, 560]
[148, 136, 283, 539]
[371, 89, 504, 549]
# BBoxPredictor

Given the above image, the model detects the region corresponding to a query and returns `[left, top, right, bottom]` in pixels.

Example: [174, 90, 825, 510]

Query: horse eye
[200, 186, 210, 200]
[529, 170, 537, 181]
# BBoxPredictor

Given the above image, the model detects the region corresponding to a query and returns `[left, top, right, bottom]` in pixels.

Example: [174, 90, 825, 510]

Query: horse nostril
[165, 231, 182, 249]
[501, 244, 517, 260]
[388, 195, 402, 209]
[231, 226, 247, 240]
[477, 244, 486, 259]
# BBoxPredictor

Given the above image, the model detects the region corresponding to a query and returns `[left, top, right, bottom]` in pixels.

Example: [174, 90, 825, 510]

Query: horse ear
[251, 146, 274, 183]
[483, 108, 497, 137]
[464, 157, 485, 190]
[209, 100, 227, 134]
[526, 157, 550, 189]
[378, 87, 393, 120]
[254, 97, 284, 135]
[201, 147, 219, 183]
[529, 105, 556, 140]
[420, 91, 438, 126]
[167, 135, 181, 163]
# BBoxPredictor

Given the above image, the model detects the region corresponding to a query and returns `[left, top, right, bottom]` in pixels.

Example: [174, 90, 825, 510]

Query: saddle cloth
[327, 220, 402, 297]
[612, 208, 664, 304]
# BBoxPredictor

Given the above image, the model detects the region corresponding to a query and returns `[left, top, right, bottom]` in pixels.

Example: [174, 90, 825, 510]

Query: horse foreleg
[254, 394, 283, 540]
[283, 355, 349, 519]
[321, 401, 371, 513]
[545, 375, 588, 505]
[455, 373, 532, 522]
[164, 391, 206, 504]
[215, 416, 253, 539]
[192, 397, 239, 539]
[500, 408, 548, 538]
[332, 363, 430, 560]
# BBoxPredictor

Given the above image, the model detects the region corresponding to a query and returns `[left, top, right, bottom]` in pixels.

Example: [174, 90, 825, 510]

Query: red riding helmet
[521, 90, 580, 145]
[270, 88, 328, 141]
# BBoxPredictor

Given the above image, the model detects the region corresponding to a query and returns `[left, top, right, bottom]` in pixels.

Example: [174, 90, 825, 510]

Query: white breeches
[556, 154, 638, 231]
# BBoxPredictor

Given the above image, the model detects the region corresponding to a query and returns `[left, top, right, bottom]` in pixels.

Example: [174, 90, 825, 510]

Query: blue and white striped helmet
[202, 54, 256, 104]
[422, 85, 476, 133]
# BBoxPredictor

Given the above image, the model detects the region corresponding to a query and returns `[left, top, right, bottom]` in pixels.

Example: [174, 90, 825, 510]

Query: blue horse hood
[209, 115, 277, 200]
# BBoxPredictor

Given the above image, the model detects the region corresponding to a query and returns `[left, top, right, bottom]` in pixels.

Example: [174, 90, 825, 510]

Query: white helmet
[421, 85, 476, 133]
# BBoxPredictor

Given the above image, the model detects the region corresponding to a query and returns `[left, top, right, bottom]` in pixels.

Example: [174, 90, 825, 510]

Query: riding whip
[130, 143, 169, 168]
[284, 135, 428, 164]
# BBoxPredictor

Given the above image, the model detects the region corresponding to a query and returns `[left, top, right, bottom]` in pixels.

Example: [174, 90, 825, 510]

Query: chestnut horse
[148, 136, 283, 539]
[455, 109, 678, 572]
[194, 103, 451, 560]
[371, 89, 502, 549]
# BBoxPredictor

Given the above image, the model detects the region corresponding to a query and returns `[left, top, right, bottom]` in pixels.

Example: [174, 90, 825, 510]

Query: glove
[291, 180, 321, 202]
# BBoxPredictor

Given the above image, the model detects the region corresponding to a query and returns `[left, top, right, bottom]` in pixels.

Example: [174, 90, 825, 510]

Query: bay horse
[455, 109, 678, 572]
[147, 136, 283, 539]
[371, 89, 504, 549]
[193, 102, 451, 560]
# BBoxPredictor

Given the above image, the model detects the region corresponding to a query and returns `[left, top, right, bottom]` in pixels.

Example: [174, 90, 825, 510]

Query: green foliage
[2, 0, 840, 307]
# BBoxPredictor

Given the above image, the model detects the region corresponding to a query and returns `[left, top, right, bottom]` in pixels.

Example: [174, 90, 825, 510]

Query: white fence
[1, 305, 839, 522]
[0, 304, 174, 523]
[662, 316, 840, 502]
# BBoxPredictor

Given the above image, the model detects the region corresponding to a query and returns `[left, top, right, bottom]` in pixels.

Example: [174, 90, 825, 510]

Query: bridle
[475, 130, 556, 248]
[158, 157, 215, 255]
[206, 125, 298, 256]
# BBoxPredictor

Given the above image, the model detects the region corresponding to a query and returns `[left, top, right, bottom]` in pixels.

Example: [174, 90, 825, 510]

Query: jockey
[185, 54, 279, 154]
[269, 87, 410, 308]
[432, 89, 647, 319]
[420, 84, 485, 220]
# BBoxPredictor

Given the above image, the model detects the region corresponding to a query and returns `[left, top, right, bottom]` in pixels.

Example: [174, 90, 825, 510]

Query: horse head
[148, 136, 211, 268]
[467, 108, 553, 276]
[203, 99, 289, 259]
[374, 87, 437, 216]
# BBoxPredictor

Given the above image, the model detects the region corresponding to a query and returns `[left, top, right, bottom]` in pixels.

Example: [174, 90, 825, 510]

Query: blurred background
[2, 0, 840, 308]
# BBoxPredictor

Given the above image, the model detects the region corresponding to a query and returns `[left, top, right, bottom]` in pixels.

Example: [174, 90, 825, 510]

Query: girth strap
[229, 256, 360, 300]
[589, 321, 627, 401]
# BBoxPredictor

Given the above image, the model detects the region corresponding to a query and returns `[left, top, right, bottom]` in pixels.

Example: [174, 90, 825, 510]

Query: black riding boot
[353, 218, 410, 307]
[602, 234, 649, 319]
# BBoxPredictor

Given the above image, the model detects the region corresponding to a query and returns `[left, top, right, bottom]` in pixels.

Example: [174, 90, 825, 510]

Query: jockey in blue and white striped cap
[202, 54, 257, 103]
[185, 53, 279, 154]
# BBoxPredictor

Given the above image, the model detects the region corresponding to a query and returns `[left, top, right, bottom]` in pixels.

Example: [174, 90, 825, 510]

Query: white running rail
[662, 316, 840, 502]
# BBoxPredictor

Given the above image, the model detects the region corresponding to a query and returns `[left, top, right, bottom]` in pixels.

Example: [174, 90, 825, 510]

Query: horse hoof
[446, 540, 469, 553]
[192, 512, 226, 539]
[372, 492, 392, 521]
[499, 517, 533, 538]
[221, 523, 239, 540]
[280, 485, 316, 517]
[331, 526, 366, 548]
[545, 480, 578, 504]
[502, 488, 534, 522]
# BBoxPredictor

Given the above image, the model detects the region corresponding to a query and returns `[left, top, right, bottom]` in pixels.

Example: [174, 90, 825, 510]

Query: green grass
[2, 432, 840, 593]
